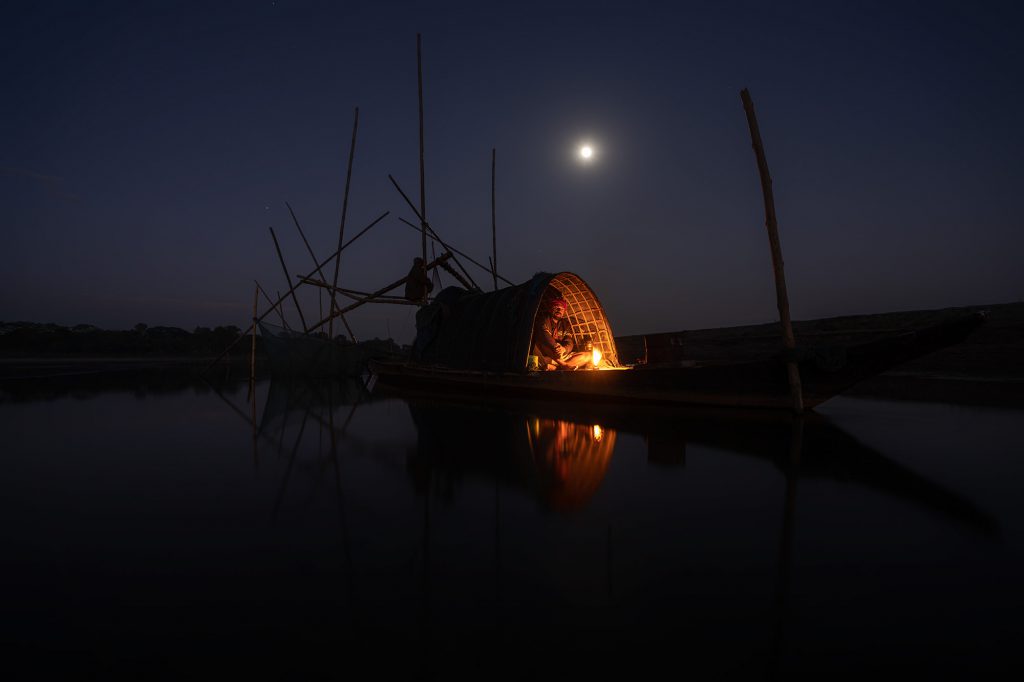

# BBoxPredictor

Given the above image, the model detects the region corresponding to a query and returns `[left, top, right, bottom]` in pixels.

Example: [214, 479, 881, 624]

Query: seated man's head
[549, 296, 568, 320]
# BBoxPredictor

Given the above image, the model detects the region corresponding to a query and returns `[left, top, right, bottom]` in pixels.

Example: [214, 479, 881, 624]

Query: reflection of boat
[407, 399, 617, 512]
[259, 321, 367, 377]
[396, 389, 997, 534]
[525, 417, 616, 512]
[371, 271, 985, 410]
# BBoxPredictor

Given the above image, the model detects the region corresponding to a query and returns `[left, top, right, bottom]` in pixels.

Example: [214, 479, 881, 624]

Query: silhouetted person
[404, 257, 434, 302]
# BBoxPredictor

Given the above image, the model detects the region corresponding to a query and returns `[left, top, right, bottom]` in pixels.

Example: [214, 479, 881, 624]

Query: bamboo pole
[417, 34, 427, 270]
[436, 256, 474, 290]
[387, 172, 483, 288]
[331, 107, 360, 338]
[340, 210, 389, 252]
[298, 278, 408, 299]
[740, 88, 803, 414]
[397, 216, 493, 287]
[286, 201, 357, 342]
[397, 215, 514, 285]
[269, 226, 308, 331]
[298, 277, 422, 304]
[430, 241, 442, 291]
[491, 148, 498, 291]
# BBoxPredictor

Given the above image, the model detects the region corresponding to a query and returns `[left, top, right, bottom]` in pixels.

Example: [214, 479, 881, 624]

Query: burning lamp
[592, 347, 602, 368]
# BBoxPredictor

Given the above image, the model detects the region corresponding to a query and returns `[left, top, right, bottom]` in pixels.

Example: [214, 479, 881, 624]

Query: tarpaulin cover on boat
[412, 271, 619, 372]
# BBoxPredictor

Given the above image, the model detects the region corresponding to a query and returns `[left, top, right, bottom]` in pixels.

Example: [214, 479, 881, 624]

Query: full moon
[579, 145, 593, 159]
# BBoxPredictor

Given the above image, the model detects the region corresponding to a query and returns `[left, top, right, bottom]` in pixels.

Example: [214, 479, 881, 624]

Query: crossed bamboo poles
[204, 178, 507, 374]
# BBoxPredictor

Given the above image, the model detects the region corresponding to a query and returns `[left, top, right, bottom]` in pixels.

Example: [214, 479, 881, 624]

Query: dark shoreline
[2, 302, 1021, 407]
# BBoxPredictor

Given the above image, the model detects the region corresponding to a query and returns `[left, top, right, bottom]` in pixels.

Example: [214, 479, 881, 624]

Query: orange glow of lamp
[592, 347, 602, 368]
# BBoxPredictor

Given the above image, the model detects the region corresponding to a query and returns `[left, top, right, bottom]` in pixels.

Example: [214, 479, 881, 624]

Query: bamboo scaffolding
[331, 107, 360, 339]
[307, 252, 453, 330]
[741, 88, 803, 414]
[285, 201, 357, 342]
[202, 213, 389, 373]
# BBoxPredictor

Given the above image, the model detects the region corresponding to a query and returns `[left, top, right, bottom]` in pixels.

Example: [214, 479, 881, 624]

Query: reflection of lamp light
[592, 424, 603, 442]
[592, 348, 602, 368]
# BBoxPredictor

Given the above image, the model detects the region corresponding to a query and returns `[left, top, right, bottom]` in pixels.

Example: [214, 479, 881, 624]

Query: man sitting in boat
[532, 295, 593, 370]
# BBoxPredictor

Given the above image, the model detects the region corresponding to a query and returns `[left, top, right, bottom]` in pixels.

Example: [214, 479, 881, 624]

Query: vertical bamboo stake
[740, 88, 803, 413]
[331, 108, 360, 339]
[269, 226, 308, 331]
[491, 148, 498, 291]
[417, 34, 428, 274]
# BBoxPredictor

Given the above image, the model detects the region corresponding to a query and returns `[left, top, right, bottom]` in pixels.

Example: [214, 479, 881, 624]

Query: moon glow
[579, 145, 594, 160]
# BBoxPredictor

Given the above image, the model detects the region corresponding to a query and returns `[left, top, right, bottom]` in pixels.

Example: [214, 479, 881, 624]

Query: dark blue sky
[3, 0, 1022, 341]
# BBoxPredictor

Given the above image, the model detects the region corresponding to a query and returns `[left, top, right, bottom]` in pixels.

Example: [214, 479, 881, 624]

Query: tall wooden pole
[491, 148, 498, 291]
[269, 226, 308, 332]
[331, 107, 359, 339]
[740, 88, 803, 414]
[417, 34, 427, 270]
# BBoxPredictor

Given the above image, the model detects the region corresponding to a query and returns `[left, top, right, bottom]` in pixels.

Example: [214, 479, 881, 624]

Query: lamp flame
[592, 347, 602, 368]
[592, 424, 604, 441]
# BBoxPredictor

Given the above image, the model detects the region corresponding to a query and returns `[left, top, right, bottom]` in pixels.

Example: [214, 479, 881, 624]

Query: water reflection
[525, 418, 616, 511]
[395, 390, 998, 535]
[2, 371, 1017, 675]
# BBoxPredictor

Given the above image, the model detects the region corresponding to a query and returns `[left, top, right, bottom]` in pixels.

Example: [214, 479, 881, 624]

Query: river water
[2, 374, 1021, 677]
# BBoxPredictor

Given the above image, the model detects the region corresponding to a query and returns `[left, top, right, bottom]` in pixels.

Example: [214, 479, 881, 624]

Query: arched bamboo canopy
[412, 271, 619, 372]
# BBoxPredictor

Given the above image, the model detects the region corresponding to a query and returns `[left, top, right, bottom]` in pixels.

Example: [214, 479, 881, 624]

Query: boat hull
[371, 311, 986, 410]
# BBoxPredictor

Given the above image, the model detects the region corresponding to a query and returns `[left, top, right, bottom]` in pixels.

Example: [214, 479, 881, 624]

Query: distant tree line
[0, 321, 410, 359]
[0, 322, 248, 357]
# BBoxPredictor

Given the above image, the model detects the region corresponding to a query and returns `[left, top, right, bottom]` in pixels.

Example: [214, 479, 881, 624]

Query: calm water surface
[2, 375, 1022, 677]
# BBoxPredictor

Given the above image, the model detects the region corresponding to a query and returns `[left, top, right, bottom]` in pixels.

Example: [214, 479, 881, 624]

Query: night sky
[3, 0, 1022, 342]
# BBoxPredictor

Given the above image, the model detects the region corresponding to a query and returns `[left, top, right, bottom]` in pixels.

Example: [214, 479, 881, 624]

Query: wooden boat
[370, 271, 986, 410]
